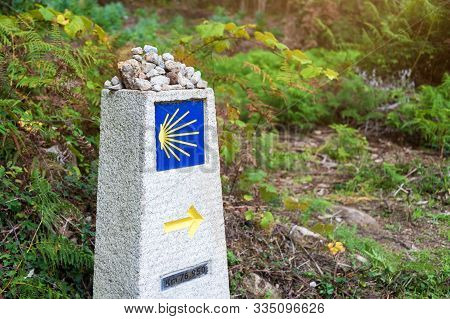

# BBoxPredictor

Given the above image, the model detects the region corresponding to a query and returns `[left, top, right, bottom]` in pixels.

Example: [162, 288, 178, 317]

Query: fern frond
[36, 235, 93, 269]
[244, 61, 274, 86]
[29, 170, 80, 231]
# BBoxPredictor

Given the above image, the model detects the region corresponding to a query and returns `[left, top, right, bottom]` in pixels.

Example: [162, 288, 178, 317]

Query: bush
[213, 50, 326, 129]
[388, 74, 450, 155]
[342, 162, 406, 194]
[292, 0, 450, 85]
[213, 48, 397, 130]
[0, 8, 111, 298]
[319, 124, 369, 162]
[22, 0, 129, 33]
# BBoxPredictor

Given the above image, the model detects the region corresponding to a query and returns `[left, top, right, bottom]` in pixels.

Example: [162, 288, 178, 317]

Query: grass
[318, 124, 369, 162]
[226, 126, 448, 298]
[332, 226, 450, 298]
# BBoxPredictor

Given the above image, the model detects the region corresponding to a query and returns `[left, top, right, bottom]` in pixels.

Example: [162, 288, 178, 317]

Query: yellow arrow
[163, 205, 204, 238]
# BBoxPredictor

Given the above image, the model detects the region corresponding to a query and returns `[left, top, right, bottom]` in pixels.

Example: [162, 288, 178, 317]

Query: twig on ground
[300, 245, 324, 276]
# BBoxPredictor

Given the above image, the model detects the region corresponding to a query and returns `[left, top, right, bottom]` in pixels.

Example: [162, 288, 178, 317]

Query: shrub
[342, 162, 406, 194]
[319, 124, 369, 162]
[213, 50, 328, 129]
[294, 0, 450, 85]
[388, 74, 450, 155]
[0, 7, 110, 298]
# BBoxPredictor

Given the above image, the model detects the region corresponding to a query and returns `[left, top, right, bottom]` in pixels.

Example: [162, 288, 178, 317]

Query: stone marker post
[94, 88, 229, 298]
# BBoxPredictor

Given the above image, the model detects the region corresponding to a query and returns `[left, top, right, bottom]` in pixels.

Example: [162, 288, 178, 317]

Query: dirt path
[223, 128, 449, 298]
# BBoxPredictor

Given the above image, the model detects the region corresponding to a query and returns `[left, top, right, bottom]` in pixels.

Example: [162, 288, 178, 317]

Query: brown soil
[223, 128, 449, 298]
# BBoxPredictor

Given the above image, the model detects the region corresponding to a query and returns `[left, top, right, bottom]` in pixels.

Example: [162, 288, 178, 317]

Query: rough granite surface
[94, 88, 229, 299]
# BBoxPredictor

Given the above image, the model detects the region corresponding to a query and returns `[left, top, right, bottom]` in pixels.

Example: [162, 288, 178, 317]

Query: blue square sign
[155, 100, 205, 171]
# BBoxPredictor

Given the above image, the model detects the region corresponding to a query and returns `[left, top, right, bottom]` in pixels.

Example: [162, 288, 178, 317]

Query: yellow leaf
[254, 31, 265, 41]
[324, 68, 339, 80]
[214, 39, 231, 53]
[283, 196, 300, 211]
[335, 242, 345, 252]
[233, 27, 250, 39]
[297, 201, 310, 212]
[226, 104, 240, 121]
[301, 66, 323, 79]
[224, 22, 237, 31]
[56, 14, 69, 25]
[94, 24, 108, 43]
[63, 9, 72, 19]
[254, 31, 278, 48]
[327, 241, 345, 255]
[291, 49, 311, 64]
[64, 15, 84, 38]
[275, 42, 288, 50]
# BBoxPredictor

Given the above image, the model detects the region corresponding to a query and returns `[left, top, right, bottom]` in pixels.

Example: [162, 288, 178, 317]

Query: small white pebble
[131, 47, 143, 55]
[155, 66, 166, 75]
[142, 62, 156, 74]
[191, 71, 201, 84]
[133, 55, 143, 62]
[185, 67, 195, 78]
[196, 79, 207, 89]
[162, 53, 174, 61]
[146, 69, 159, 78]
[143, 45, 158, 54]
[164, 60, 178, 71]
[134, 78, 152, 91]
[108, 83, 122, 90]
[111, 76, 120, 86]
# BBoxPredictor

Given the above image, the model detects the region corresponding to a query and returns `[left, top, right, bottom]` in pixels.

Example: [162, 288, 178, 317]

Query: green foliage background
[0, 0, 448, 298]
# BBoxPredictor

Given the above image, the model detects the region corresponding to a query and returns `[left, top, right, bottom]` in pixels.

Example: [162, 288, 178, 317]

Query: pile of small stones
[104, 45, 208, 92]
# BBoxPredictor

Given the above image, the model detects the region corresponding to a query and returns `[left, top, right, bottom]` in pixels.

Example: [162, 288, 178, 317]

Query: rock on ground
[107, 83, 123, 90]
[166, 71, 178, 85]
[290, 225, 325, 240]
[142, 62, 155, 74]
[185, 66, 195, 78]
[334, 205, 379, 229]
[243, 273, 281, 299]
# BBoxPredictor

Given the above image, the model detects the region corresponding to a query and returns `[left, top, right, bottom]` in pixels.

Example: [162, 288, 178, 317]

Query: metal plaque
[161, 261, 209, 291]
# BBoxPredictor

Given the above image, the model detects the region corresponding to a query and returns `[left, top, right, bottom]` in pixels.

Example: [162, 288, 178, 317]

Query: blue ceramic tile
[155, 100, 205, 171]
